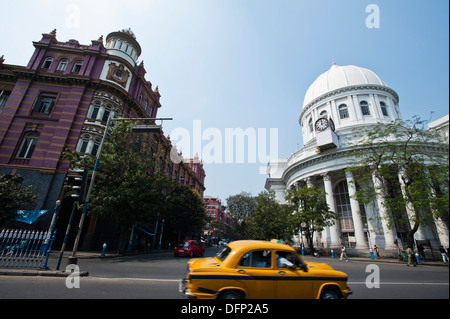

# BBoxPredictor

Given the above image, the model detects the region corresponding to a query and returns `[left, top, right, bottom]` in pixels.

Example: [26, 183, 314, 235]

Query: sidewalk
[0, 248, 172, 277]
[302, 254, 450, 267]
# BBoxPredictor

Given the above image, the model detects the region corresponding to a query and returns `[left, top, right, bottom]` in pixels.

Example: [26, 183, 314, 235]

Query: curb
[0, 269, 89, 277]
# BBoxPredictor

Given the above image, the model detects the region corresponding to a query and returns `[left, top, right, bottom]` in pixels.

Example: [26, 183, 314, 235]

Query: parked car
[174, 240, 205, 257]
[180, 240, 352, 299]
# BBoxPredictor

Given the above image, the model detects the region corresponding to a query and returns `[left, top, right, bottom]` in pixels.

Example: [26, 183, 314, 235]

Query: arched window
[91, 138, 101, 156]
[320, 110, 328, 117]
[89, 101, 101, 120]
[380, 101, 388, 116]
[101, 105, 111, 123]
[72, 61, 83, 73]
[338, 104, 349, 119]
[308, 117, 313, 132]
[57, 59, 68, 71]
[17, 132, 39, 159]
[41, 57, 53, 69]
[360, 100, 370, 116]
[77, 135, 90, 153]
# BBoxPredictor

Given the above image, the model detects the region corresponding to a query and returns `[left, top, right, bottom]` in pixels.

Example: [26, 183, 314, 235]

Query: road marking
[349, 282, 448, 285]
[89, 276, 181, 282]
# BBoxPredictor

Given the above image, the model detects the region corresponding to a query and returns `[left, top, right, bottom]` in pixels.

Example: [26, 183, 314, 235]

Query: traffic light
[64, 168, 89, 203]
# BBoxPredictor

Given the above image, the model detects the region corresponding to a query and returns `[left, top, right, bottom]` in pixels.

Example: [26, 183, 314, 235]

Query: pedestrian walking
[374, 244, 380, 259]
[339, 243, 349, 262]
[405, 246, 416, 267]
[439, 246, 449, 264]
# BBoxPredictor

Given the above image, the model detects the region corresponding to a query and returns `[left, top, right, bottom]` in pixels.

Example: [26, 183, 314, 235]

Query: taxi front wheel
[320, 287, 341, 299]
[219, 290, 245, 299]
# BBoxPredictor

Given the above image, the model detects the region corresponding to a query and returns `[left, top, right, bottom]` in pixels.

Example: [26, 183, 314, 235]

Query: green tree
[0, 174, 37, 226]
[347, 116, 449, 248]
[247, 190, 292, 240]
[226, 192, 257, 239]
[163, 184, 207, 242]
[65, 121, 169, 253]
[286, 185, 336, 255]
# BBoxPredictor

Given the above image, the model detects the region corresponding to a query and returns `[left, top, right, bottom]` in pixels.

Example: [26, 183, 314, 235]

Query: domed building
[265, 63, 449, 256]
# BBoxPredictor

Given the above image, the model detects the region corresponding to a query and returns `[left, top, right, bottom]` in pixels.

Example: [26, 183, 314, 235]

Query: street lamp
[365, 223, 375, 260]
[300, 222, 306, 256]
[68, 117, 172, 265]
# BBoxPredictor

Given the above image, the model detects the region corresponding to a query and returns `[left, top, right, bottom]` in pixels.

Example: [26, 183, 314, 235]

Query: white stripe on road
[349, 282, 448, 285]
[90, 276, 181, 282]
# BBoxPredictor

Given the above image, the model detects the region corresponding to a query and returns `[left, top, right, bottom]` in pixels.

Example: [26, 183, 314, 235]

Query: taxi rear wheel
[320, 286, 341, 299]
[219, 290, 245, 299]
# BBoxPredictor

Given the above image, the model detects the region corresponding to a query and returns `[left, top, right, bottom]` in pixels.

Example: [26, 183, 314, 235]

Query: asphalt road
[0, 246, 448, 299]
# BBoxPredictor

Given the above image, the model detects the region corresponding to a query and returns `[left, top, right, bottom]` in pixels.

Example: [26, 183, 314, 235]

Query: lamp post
[300, 221, 306, 256]
[158, 219, 164, 251]
[365, 223, 375, 260]
[68, 117, 171, 265]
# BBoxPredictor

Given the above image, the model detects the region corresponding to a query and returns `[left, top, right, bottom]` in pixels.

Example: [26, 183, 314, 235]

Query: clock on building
[314, 117, 329, 131]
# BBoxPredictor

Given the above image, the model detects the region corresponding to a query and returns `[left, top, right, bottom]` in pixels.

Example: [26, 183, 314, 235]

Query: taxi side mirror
[298, 264, 308, 272]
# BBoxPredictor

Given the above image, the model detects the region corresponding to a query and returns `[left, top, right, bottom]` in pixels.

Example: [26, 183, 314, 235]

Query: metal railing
[0, 229, 56, 269]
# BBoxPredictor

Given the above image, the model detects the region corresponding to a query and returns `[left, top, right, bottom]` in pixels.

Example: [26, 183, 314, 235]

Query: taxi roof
[226, 240, 296, 252]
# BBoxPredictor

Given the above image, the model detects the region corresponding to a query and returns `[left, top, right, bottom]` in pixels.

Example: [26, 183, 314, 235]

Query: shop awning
[15, 210, 49, 224]
[136, 226, 155, 236]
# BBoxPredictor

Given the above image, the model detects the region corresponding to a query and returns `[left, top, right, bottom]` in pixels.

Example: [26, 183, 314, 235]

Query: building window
[41, 57, 53, 69]
[380, 101, 388, 116]
[360, 100, 370, 116]
[320, 110, 328, 117]
[57, 59, 68, 71]
[101, 105, 111, 123]
[88, 101, 101, 120]
[32, 93, 56, 114]
[334, 180, 354, 233]
[0, 91, 11, 113]
[308, 117, 313, 132]
[17, 132, 39, 159]
[91, 138, 101, 156]
[338, 104, 349, 119]
[77, 135, 90, 153]
[72, 61, 83, 73]
[143, 100, 148, 111]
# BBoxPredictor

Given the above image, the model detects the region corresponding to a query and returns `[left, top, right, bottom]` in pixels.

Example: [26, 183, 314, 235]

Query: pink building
[0, 29, 205, 249]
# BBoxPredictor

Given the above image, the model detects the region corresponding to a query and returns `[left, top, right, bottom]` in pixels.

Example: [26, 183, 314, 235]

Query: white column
[372, 172, 398, 249]
[345, 171, 368, 249]
[322, 173, 340, 248]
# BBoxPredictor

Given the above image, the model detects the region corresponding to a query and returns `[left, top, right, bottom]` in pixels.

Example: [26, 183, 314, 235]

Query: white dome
[302, 63, 387, 108]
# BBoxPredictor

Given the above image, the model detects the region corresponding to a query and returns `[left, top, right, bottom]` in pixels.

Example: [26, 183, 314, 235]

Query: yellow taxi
[180, 240, 352, 299]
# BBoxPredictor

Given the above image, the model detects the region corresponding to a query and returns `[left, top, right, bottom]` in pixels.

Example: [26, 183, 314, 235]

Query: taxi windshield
[216, 245, 231, 261]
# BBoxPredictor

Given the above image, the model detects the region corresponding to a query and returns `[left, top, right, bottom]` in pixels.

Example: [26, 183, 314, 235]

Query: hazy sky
[1, 0, 448, 203]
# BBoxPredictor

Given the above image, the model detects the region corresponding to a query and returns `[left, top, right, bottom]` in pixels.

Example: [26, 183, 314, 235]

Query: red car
[174, 240, 205, 257]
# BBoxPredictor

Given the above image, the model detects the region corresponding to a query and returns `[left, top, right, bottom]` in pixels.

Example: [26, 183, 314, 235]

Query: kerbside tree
[347, 116, 449, 249]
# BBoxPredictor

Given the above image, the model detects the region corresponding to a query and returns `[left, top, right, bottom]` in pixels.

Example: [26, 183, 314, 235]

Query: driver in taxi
[276, 252, 296, 269]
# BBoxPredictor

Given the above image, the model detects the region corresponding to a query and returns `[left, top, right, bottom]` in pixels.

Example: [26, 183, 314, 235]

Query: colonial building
[265, 63, 449, 256]
[0, 29, 205, 250]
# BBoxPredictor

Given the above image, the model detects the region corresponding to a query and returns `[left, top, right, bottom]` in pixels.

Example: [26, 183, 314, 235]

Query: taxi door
[235, 249, 277, 299]
[275, 250, 313, 299]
